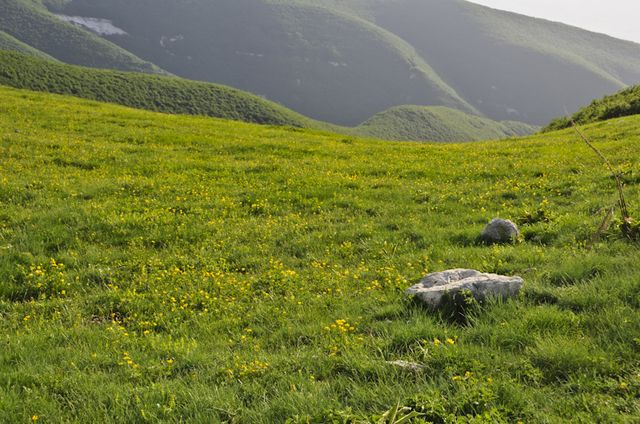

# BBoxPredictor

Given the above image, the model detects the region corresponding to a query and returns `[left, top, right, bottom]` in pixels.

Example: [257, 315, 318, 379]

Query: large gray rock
[405, 269, 523, 309]
[481, 218, 519, 244]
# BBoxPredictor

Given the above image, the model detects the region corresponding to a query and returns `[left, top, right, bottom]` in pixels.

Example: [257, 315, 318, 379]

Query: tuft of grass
[571, 123, 638, 241]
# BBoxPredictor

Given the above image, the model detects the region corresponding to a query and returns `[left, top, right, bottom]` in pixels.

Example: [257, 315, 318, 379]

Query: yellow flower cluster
[324, 319, 356, 333]
[432, 337, 457, 347]
[119, 351, 139, 369]
[22, 258, 71, 299]
[226, 359, 270, 379]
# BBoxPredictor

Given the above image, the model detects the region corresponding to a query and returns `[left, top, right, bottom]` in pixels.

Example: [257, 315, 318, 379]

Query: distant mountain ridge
[1, 0, 639, 128]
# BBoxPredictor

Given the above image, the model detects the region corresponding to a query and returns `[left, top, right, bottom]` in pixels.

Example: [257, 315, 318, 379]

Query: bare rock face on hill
[481, 218, 519, 244]
[405, 269, 523, 309]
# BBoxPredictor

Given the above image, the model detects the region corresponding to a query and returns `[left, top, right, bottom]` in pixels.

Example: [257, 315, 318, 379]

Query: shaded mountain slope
[368, 0, 638, 125]
[0, 30, 56, 60]
[5, 0, 639, 127]
[40, 0, 474, 126]
[0, 0, 164, 73]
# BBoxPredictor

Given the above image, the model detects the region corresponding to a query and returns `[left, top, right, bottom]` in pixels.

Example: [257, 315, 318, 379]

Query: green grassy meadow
[0, 86, 639, 422]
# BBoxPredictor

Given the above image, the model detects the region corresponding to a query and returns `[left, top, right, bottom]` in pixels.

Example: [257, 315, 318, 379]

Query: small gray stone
[481, 218, 519, 244]
[405, 269, 523, 309]
[386, 360, 426, 371]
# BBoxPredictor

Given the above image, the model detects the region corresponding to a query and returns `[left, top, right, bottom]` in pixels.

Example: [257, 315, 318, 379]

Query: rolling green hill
[356, 105, 537, 142]
[0, 85, 639, 422]
[0, 50, 316, 128]
[20, 0, 640, 126]
[0, 50, 537, 142]
[0, 0, 164, 73]
[544, 85, 640, 132]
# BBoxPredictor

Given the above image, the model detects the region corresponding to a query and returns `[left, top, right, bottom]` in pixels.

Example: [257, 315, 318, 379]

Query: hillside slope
[40, 0, 475, 125]
[0, 50, 318, 128]
[29, 0, 640, 126]
[356, 105, 537, 142]
[0, 0, 164, 73]
[0, 85, 638, 422]
[370, 0, 640, 124]
[0, 30, 56, 60]
[0, 50, 537, 142]
[544, 85, 640, 132]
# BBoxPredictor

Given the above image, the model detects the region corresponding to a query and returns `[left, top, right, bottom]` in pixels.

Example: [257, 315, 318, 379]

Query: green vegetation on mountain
[544, 85, 640, 132]
[31, 0, 640, 126]
[0, 50, 316, 128]
[0, 0, 163, 73]
[42, 0, 474, 125]
[356, 105, 537, 142]
[0, 30, 56, 60]
[0, 50, 536, 142]
[368, 0, 639, 125]
[1, 85, 639, 422]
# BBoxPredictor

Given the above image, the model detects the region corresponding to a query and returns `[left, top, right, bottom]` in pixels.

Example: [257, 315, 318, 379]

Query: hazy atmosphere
[469, 0, 640, 43]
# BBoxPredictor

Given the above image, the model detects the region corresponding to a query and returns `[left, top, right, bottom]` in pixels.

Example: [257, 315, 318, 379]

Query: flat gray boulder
[481, 218, 519, 244]
[405, 269, 523, 309]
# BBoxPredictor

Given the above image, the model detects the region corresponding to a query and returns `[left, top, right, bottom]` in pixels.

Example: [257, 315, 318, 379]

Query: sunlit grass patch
[0, 86, 638, 422]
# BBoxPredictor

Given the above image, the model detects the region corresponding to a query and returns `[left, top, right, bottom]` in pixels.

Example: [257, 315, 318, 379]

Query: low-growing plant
[572, 122, 639, 241]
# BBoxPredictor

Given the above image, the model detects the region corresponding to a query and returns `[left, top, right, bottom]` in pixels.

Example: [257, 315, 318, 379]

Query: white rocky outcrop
[405, 269, 523, 309]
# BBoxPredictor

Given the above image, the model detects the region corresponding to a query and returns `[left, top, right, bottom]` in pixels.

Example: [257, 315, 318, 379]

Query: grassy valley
[0, 85, 638, 422]
[1, 1, 639, 421]
[0, 50, 536, 142]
